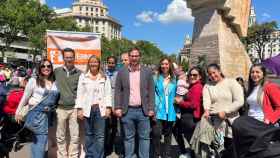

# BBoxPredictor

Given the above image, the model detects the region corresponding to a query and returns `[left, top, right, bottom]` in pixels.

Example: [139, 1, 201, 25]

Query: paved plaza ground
[10, 135, 183, 158]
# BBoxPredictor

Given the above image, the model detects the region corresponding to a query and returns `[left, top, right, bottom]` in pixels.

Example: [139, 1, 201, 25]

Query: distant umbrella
[262, 54, 280, 76]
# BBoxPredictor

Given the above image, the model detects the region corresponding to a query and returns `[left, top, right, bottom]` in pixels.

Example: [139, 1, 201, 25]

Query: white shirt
[16, 78, 58, 115]
[247, 85, 264, 122]
[75, 72, 112, 117]
[163, 81, 169, 114]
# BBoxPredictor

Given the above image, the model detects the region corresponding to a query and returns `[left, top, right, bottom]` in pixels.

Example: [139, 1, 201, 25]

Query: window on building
[91, 7, 93, 11]
[101, 9, 104, 16]
[96, 26, 99, 32]
[273, 49, 276, 52]
[86, 7, 88, 11]
[86, 12, 88, 16]
[80, 6, 82, 11]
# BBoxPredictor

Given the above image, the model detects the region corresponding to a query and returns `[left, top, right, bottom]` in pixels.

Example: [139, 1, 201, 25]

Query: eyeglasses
[129, 55, 140, 58]
[40, 65, 51, 69]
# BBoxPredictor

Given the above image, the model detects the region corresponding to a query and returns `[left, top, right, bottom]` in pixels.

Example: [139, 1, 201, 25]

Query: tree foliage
[0, 0, 170, 64]
[0, 0, 81, 62]
[243, 21, 278, 62]
[101, 37, 167, 64]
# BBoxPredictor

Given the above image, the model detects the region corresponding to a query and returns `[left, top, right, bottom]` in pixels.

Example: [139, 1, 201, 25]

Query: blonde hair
[86, 55, 106, 78]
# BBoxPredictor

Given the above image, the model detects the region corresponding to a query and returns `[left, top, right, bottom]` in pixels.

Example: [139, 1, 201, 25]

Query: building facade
[247, 6, 280, 62]
[179, 35, 192, 63]
[55, 0, 122, 40]
[248, 30, 280, 62]
[249, 6, 256, 27]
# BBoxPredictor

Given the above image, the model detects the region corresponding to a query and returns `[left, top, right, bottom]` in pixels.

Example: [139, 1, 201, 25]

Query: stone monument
[185, 0, 252, 79]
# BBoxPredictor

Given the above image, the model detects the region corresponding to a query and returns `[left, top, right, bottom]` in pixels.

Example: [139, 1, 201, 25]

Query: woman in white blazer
[75, 55, 112, 158]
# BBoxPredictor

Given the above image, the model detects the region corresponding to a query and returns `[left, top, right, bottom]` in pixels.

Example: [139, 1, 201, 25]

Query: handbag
[24, 94, 49, 132]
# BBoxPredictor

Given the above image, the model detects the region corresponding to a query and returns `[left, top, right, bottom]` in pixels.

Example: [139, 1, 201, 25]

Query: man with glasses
[54, 48, 81, 158]
[114, 48, 155, 158]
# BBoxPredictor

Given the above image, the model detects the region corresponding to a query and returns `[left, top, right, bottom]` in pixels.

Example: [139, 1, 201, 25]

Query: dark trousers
[173, 118, 186, 154]
[232, 116, 277, 158]
[180, 111, 198, 143]
[151, 119, 174, 157]
[104, 115, 124, 157]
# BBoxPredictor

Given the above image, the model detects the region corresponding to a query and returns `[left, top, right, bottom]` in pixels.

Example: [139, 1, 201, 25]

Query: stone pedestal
[186, 0, 252, 79]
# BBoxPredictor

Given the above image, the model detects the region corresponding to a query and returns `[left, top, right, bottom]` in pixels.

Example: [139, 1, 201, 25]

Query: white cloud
[262, 13, 271, 18]
[136, 11, 159, 23]
[158, 0, 193, 24]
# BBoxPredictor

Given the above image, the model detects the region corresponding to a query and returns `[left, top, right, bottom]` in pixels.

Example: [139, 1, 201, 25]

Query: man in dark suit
[114, 48, 155, 158]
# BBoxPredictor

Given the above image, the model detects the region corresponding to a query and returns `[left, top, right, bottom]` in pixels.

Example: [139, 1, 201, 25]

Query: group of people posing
[13, 47, 280, 158]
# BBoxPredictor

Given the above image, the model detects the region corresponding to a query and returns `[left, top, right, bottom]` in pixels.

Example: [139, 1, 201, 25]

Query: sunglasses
[189, 73, 199, 77]
[40, 65, 51, 69]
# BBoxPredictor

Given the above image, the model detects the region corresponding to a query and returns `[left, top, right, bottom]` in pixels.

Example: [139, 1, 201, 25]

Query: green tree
[180, 59, 189, 72]
[0, 0, 29, 62]
[135, 40, 164, 65]
[197, 55, 208, 70]
[0, 0, 81, 62]
[244, 21, 278, 62]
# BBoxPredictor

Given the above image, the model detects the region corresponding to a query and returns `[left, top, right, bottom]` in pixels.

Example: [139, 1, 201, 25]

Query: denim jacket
[24, 87, 59, 134]
[154, 75, 177, 121]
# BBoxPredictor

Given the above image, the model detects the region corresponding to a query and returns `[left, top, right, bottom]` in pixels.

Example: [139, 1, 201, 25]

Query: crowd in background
[0, 47, 280, 158]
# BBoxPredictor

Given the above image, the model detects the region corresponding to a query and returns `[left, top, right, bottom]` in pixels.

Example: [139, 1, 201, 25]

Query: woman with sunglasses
[191, 63, 244, 158]
[15, 59, 59, 158]
[175, 66, 205, 158]
[75, 55, 112, 158]
[151, 57, 177, 158]
[232, 64, 280, 158]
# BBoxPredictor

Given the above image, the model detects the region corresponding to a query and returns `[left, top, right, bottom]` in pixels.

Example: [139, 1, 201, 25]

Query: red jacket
[179, 80, 203, 119]
[3, 88, 24, 115]
[263, 82, 280, 124]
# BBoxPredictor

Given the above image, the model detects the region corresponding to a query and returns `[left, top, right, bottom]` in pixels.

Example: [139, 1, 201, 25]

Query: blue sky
[45, 0, 280, 55]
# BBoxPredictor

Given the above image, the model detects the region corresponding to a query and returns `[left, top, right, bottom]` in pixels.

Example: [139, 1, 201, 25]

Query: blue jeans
[31, 134, 48, 158]
[84, 108, 106, 158]
[121, 107, 150, 158]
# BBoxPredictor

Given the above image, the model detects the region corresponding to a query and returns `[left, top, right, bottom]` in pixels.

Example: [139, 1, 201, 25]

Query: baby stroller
[0, 83, 33, 158]
[0, 114, 33, 158]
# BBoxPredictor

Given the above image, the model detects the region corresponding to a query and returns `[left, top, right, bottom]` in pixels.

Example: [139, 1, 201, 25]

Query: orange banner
[47, 30, 101, 71]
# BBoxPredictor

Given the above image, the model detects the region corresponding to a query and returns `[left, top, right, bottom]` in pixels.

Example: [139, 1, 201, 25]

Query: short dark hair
[128, 47, 141, 56]
[106, 55, 117, 63]
[62, 48, 75, 57]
